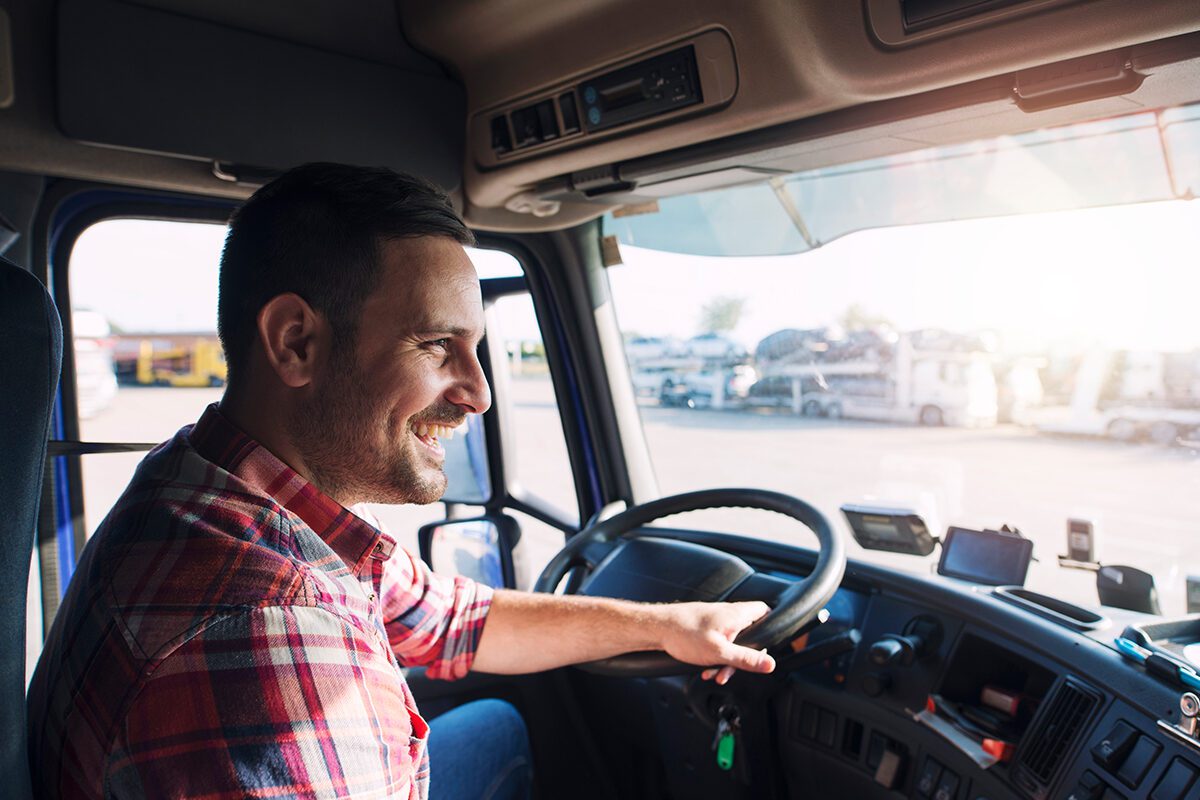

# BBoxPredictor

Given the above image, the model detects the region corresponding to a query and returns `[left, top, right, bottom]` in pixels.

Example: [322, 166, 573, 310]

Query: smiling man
[27, 164, 775, 800]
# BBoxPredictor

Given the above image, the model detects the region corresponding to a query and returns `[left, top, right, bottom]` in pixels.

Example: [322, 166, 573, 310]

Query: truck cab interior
[4, 1, 1200, 798]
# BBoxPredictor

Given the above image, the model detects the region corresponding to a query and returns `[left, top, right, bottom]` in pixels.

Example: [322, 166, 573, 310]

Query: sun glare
[608, 199, 1200, 356]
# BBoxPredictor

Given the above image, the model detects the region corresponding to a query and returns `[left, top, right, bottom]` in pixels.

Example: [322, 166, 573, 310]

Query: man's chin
[391, 469, 447, 506]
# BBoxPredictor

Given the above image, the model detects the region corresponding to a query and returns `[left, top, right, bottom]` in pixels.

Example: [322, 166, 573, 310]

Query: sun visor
[55, 0, 466, 191]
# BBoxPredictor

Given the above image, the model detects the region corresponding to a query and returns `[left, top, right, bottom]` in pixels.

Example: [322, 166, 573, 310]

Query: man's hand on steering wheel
[656, 600, 777, 685]
[533, 488, 846, 677]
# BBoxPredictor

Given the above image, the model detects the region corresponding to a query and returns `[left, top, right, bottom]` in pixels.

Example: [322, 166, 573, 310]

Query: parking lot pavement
[77, 380, 1200, 614]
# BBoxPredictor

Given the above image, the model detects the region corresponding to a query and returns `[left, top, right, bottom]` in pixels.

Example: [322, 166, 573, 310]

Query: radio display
[600, 78, 646, 112]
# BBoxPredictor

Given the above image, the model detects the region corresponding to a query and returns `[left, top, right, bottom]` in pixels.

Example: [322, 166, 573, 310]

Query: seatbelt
[35, 462, 60, 632]
[34, 441, 154, 631]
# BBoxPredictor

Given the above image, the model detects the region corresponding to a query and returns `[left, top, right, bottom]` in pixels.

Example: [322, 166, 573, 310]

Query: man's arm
[471, 590, 776, 681]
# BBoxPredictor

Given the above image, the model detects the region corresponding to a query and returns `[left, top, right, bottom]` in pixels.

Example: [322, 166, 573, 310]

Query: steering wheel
[534, 488, 846, 677]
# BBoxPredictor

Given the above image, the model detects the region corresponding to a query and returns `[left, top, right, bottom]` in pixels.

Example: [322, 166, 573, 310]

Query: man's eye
[425, 338, 451, 350]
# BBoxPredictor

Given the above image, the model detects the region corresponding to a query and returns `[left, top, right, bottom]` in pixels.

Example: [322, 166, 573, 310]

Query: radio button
[558, 93, 580, 134]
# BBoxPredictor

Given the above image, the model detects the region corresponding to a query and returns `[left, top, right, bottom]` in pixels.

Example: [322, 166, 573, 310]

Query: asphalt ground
[75, 378, 1200, 616]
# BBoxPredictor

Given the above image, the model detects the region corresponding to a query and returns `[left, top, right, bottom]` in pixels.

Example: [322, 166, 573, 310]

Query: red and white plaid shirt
[28, 404, 493, 799]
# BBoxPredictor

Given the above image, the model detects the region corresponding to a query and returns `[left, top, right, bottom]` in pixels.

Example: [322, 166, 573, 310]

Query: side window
[487, 292, 579, 588]
[69, 219, 229, 537]
[66, 219, 576, 581]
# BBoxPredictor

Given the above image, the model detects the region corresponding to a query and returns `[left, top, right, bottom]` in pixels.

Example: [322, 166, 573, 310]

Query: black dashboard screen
[937, 527, 1033, 586]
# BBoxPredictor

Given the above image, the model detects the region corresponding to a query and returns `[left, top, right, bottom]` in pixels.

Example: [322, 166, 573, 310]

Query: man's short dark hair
[217, 162, 475, 383]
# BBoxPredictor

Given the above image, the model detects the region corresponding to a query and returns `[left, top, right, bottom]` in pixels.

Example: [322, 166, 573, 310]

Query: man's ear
[256, 293, 323, 388]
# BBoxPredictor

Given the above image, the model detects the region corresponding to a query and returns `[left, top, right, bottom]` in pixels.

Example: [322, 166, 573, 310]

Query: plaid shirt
[28, 404, 493, 799]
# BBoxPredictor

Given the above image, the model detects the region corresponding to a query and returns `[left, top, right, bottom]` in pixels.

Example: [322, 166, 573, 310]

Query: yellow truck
[134, 338, 227, 387]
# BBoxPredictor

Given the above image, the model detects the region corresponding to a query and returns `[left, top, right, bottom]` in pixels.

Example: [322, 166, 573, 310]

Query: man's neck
[218, 385, 323, 496]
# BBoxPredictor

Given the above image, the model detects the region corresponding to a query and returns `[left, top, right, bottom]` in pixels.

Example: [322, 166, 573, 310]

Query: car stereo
[841, 504, 937, 556]
[577, 45, 702, 133]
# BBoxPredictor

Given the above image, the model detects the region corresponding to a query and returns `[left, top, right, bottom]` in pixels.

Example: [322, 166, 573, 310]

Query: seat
[0, 254, 63, 800]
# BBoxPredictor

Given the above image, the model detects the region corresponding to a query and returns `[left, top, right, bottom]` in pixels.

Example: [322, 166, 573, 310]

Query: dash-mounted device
[840, 504, 937, 556]
[937, 526, 1034, 586]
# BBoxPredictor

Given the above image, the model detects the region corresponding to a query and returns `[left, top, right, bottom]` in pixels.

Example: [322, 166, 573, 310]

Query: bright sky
[607, 199, 1200, 356]
[68, 219, 528, 333]
[69, 198, 1200, 357]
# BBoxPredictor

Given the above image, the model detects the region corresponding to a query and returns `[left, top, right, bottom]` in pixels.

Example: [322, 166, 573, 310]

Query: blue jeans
[428, 698, 533, 800]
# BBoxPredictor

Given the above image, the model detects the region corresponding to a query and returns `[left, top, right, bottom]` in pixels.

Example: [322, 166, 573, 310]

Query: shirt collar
[189, 403, 396, 574]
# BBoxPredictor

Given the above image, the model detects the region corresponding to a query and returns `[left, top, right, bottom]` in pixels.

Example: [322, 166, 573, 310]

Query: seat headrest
[0, 254, 63, 800]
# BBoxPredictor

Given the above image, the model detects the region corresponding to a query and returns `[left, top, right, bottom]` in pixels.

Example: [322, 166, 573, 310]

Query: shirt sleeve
[380, 547, 494, 680]
[111, 606, 425, 800]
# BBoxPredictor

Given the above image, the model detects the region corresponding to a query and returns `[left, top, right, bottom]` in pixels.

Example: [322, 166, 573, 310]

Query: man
[28, 163, 775, 799]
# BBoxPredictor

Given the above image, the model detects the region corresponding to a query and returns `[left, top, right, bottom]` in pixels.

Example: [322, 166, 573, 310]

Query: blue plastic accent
[51, 398, 74, 595]
[1114, 636, 1200, 691]
[1114, 637, 1150, 662]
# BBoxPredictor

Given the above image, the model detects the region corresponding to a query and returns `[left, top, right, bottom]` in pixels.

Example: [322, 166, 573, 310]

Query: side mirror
[1097, 565, 1162, 615]
[418, 515, 520, 589]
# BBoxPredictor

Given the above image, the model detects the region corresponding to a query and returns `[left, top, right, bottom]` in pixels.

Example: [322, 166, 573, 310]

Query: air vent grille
[1014, 678, 1101, 794]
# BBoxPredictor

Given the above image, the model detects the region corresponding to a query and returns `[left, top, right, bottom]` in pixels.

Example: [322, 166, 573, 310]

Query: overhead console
[471, 30, 737, 170]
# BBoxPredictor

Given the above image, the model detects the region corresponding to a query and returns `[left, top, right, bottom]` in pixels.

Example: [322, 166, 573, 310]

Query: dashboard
[576, 530, 1200, 800]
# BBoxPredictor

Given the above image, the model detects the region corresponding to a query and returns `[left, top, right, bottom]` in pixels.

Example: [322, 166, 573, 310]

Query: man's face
[290, 236, 491, 506]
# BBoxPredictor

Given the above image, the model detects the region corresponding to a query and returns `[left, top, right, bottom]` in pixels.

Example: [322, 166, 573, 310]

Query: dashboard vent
[1013, 678, 1101, 797]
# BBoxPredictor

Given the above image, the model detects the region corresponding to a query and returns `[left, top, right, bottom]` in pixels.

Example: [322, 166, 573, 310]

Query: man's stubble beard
[288, 353, 447, 507]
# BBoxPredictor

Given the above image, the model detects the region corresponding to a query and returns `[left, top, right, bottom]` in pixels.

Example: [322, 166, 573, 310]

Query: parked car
[685, 333, 748, 361]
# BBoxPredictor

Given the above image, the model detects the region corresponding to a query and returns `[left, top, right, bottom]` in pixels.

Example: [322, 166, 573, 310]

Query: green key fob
[716, 729, 736, 770]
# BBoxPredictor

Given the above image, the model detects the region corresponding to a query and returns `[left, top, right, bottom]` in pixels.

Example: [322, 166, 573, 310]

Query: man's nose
[448, 353, 491, 415]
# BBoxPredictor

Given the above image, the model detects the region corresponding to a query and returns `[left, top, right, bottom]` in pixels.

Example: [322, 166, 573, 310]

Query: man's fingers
[732, 601, 771, 627]
[716, 642, 776, 674]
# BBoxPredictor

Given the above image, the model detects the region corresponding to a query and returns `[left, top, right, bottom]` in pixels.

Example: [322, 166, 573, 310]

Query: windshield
[603, 103, 1200, 615]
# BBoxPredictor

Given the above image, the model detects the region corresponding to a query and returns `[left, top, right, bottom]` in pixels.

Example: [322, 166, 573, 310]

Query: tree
[698, 295, 746, 334]
[839, 303, 892, 332]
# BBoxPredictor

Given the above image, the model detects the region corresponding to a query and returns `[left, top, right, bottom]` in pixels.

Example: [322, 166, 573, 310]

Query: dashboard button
[1117, 736, 1161, 788]
[1150, 758, 1197, 800]
[817, 709, 838, 747]
[1067, 770, 1106, 800]
[916, 757, 943, 798]
[534, 100, 558, 141]
[558, 92, 580, 134]
[797, 702, 819, 740]
[934, 769, 960, 800]
[867, 732, 887, 770]
[510, 105, 542, 147]
[1092, 721, 1139, 772]
[875, 747, 904, 790]
[1100, 787, 1127, 800]
[489, 115, 511, 154]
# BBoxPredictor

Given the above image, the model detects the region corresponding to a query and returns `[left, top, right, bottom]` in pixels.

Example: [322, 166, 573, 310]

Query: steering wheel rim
[534, 488, 846, 676]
